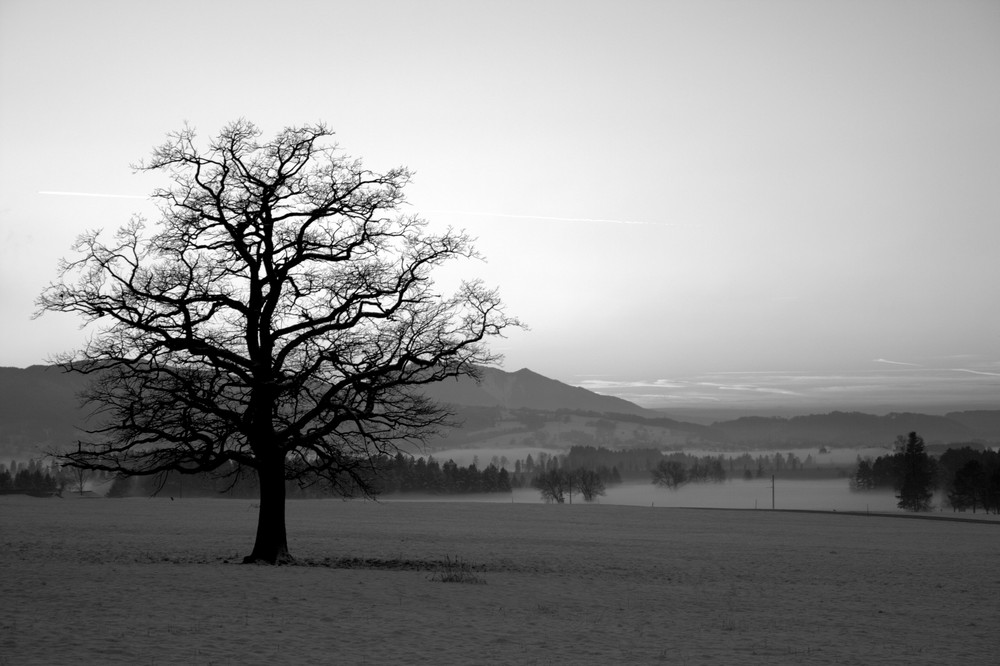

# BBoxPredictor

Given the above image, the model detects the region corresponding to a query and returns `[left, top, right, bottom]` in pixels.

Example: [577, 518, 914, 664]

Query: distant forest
[852, 441, 1000, 514]
[1, 446, 821, 499]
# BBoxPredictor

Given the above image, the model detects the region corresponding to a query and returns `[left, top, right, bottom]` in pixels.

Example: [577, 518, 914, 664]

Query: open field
[2, 496, 998, 665]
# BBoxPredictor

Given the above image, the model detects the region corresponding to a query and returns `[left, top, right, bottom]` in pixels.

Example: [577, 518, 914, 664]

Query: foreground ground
[1, 496, 997, 665]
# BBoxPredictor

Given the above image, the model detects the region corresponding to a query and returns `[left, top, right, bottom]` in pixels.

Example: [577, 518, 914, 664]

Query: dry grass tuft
[427, 555, 487, 584]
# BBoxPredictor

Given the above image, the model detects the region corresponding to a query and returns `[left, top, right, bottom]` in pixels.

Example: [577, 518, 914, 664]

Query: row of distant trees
[531, 468, 608, 503]
[96, 455, 520, 499]
[1, 444, 840, 500]
[650, 456, 727, 488]
[13, 437, 995, 512]
[518, 447, 770, 502]
[0, 458, 111, 495]
[368, 453, 512, 495]
[939, 447, 1000, 513]
[510, 446, 830, 483]
[852, 432, 1000, 513]
[0, 466, 59, 493]
[382, 446, 746, 503]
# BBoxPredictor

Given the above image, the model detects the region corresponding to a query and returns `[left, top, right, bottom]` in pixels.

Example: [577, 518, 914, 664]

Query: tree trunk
[243, 459, 292, 564]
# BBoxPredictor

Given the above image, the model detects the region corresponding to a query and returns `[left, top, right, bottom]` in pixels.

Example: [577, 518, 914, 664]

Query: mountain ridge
[1, 365, 997, 460]
[423, 366, 652, 416]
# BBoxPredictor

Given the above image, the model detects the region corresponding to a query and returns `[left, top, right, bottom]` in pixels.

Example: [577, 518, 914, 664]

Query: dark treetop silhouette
[36, 121, 519, 563]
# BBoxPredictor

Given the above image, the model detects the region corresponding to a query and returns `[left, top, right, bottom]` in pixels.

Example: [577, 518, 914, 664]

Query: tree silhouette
[940, 447, 1000, 514]
[533, 469, 568, 503]
[947, 460, 984, 512]
[850, 456, 876, 491]
[36, 121, 518, 563]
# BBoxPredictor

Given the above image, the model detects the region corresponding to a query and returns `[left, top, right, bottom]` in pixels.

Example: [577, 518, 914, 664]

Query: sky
[1, 0, 998, 413]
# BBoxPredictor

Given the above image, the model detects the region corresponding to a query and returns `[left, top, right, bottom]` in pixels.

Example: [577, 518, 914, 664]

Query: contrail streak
[37, 195, 679, 227]
[425, 209, 680, 226]
[39, 190, 147, 200]
[951, 368, 1000, 377]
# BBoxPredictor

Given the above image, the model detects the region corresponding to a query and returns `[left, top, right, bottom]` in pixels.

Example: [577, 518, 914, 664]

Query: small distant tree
[870, 454, 899, 488]
[70, 466, 90, 495]
[533, 469, 567, 503]
[651, 459, 687, 489]
[701, 457, 726, 482]
[576, 469, 605, 502]
[497, 467, 511, 492]
[850, 457, 875, 491]
[895, 432, 935, 512]
[947, 460, 984, 512]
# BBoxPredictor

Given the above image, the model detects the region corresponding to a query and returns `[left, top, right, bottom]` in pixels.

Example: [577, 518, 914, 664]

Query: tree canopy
[36, 121, 519, 562]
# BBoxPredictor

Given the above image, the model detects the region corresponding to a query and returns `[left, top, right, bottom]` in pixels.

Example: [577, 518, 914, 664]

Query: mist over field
[430, 445, 886, 469]
[387, 479, 907, 513]
[420, 445, 908, 510]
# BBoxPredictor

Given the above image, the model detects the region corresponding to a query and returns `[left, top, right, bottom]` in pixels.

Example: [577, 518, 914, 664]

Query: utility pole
[771, 474, 775, 510]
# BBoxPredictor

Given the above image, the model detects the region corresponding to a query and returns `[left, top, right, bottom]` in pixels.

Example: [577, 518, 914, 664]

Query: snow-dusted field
[2, 496, 997, 665]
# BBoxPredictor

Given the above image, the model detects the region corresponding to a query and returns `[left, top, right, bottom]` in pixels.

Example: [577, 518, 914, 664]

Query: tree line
[367, 453, 513, 495]
[88, 454, 520, 499]
[0, 463, 59, 494]
[1, 458, 110, 495]
[512, 446, 801, 501]
[851, 432, 1000, 513]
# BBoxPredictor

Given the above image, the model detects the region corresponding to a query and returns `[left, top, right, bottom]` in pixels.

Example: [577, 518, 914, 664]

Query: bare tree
[651, 459, 687, 489]
[70, 466, 91, 496]
[575, 469, 606, 502]
[532, 469, 567, 504]
[533, 468, 605, 503]
[36, 121, 519, 563]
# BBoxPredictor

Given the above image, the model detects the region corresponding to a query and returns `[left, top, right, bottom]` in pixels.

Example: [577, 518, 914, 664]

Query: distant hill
[0, 365, 93, 456]
[946, 410, 1000, 437]
[423, 367, 652, 416]
[0, 364, 659, 459]
[1, 365, 997, 460]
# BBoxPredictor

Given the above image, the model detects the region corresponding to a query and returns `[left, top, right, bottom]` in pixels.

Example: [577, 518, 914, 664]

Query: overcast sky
[1, 0, 998, 412]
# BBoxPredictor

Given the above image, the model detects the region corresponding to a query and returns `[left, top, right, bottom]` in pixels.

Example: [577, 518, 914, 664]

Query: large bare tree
[36, 121, 519, 563]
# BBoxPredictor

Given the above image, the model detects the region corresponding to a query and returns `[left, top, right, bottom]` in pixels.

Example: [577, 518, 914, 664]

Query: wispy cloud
[951, 368, 1000, 377]
[572, 366, 1000, 410]
[39, 191, 147, 200]
[873, 358, 921, 367]
[708, 370, 802, 376]
[576, 378, 690, 390]
[425, 209, 683, 227]
[700, 383, 800, 396]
